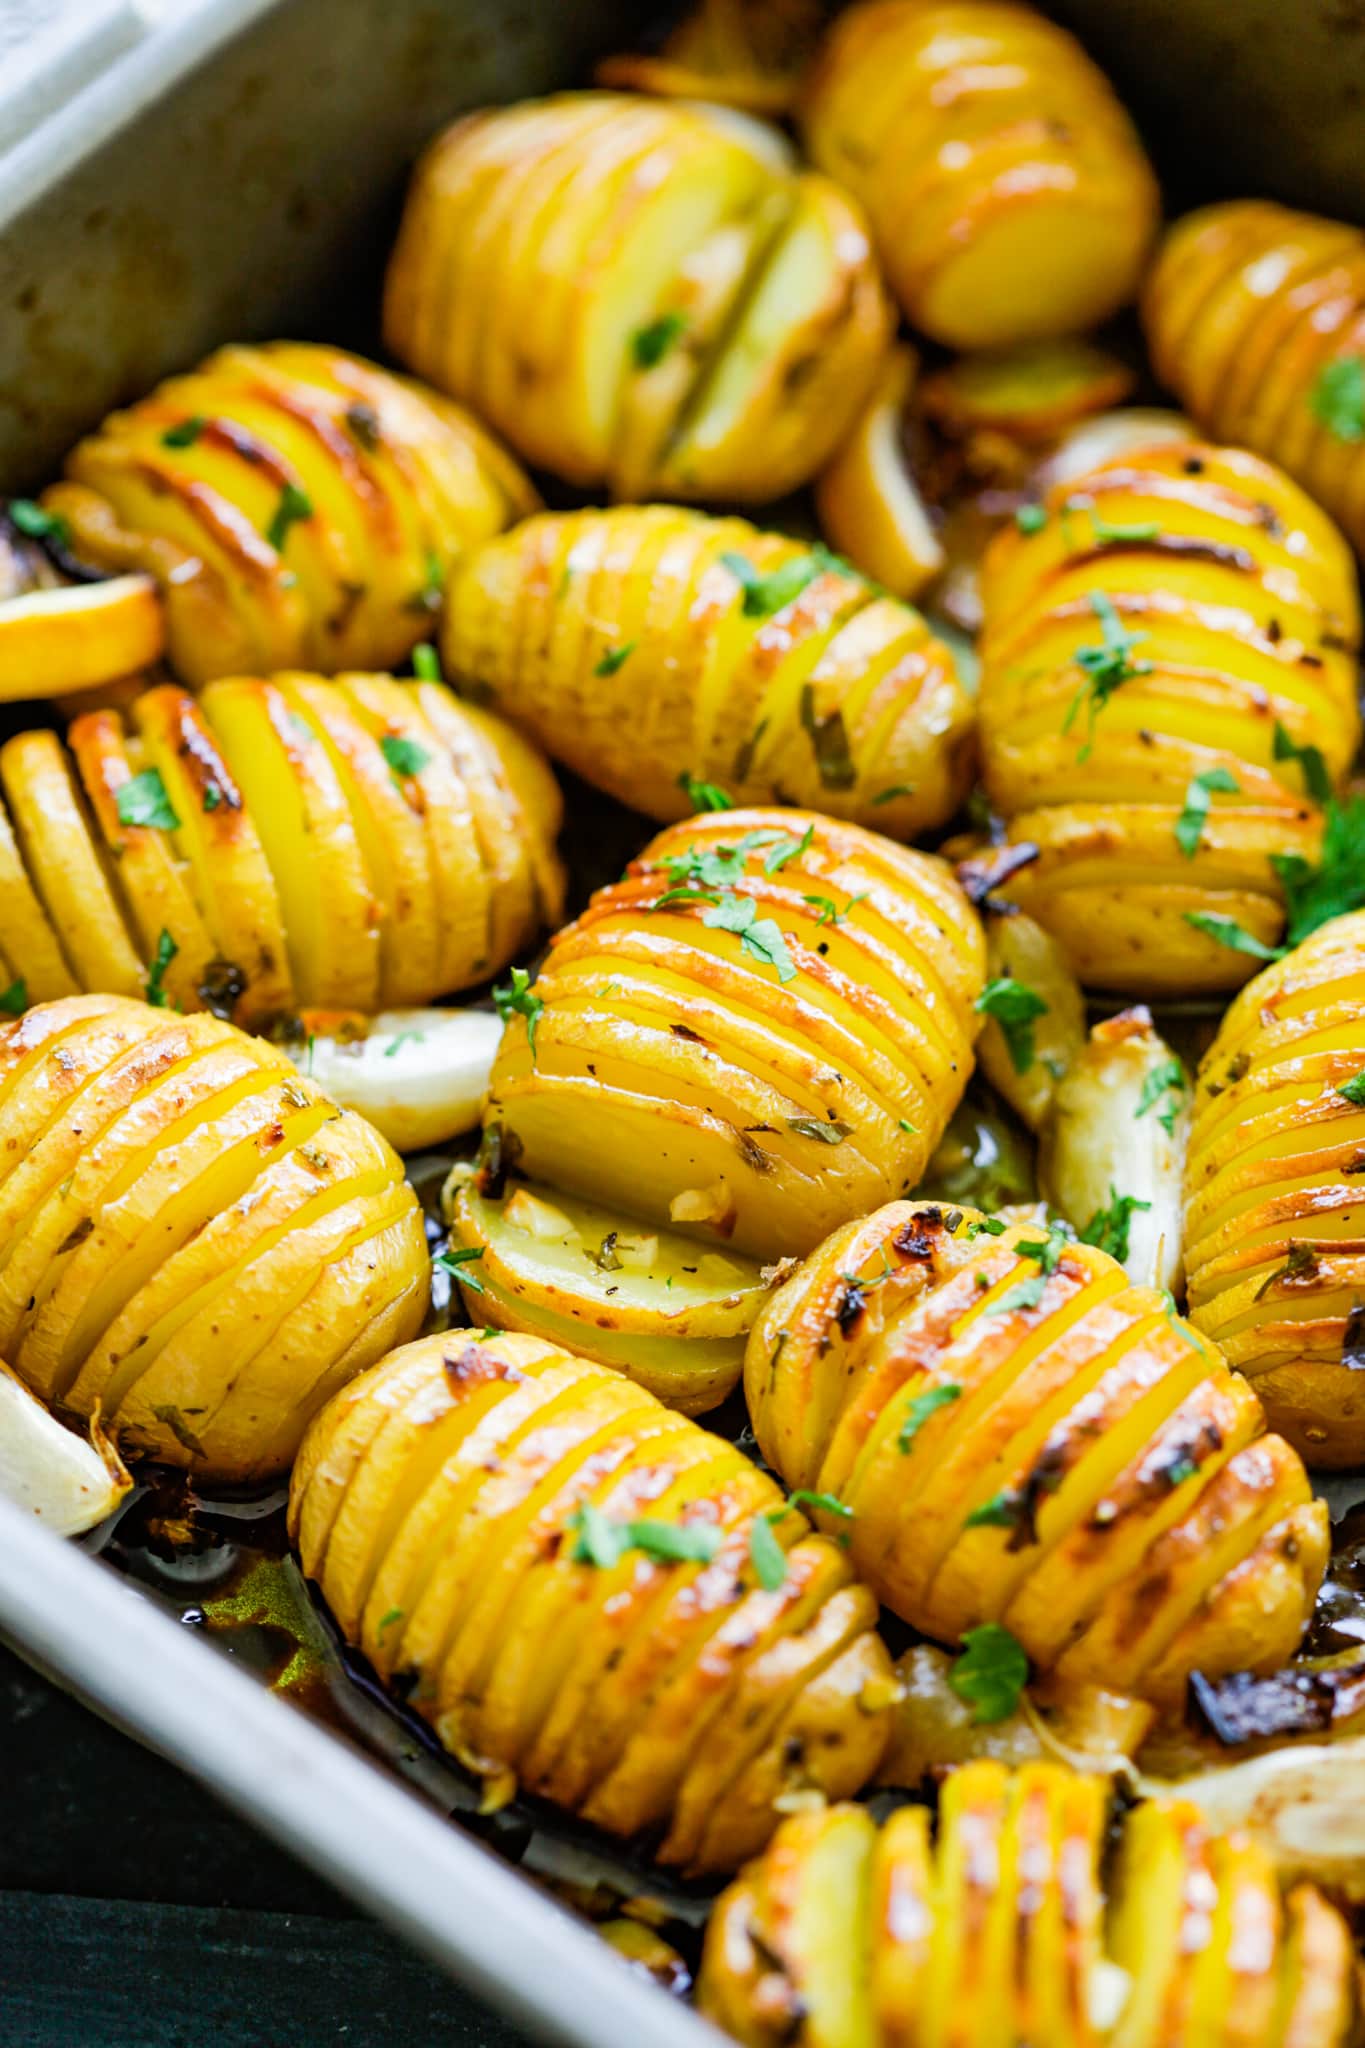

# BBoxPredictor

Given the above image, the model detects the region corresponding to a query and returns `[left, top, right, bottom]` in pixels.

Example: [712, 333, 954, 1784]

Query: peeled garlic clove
[0, 1363, 131, 1536]
[283, 1007, 502, 1153]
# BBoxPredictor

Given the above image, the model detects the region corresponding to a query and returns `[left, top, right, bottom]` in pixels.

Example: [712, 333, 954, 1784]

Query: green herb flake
[145, 929, 178, 1008]
[383, 1030, 424, 1058]
[762, 824, 814, 874]
[567, 1504, 722, 1569]
[964, 1217, 1008, 1240]
[1310, 356, 1365, 443]
[631, 310, 688, 369]
[1081, 1186, 1152, 1263]
[202, 782, 224, 812]
[1163, 1455, 1200, 1489]
[974, 976, 1048, 1075]
[785, 1489, 854, 1524]
[411, 642, 443, 683]
[1273, 799, 1365, 948]
[702, 893, 795, 980]
[0, 979, 26, 1016]
[433, 1245, 484, 1295]
[871, 783, 916, 805]
[1273, 720, 1332, 806]
[1135, 1057, 1188, 1137]
[787, 1117, 852, 1144]
[1015, 504, 1047, 534]
[1061, 591, 1151, 758]
[150, 1403, 206, 1459]
[1091, 515, 1161, 544]
[676, 770, 732, 813]
[161, 415, 205, 449]
[594, 641, 636, 678]
[748, 1513, 788, 1591]
[265, 481, 312, 552]
[115, 767, 180, 833]
[720, 543, 845, 621]
[8, 499, 70, 547]
[965, 1491, 1018, 1529]
[948, 1622, 1029, 1724]
[492, 964, 544, 1059]
[1183, 911, 1282, 961]
[1175, 766, 1240, 859]
[1337, 1070, 1365, 1107]
[380, 733, 431, 784]
[898, 1116, 918, 1135]
[897, 1382, 961, 1453]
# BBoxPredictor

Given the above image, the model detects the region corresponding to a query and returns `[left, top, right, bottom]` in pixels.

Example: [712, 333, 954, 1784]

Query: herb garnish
[720, 544, 844, 620]
[676, 770, 732, 812]
[0, 979, 26, 1016]
[594, 642, 636, 677]
[1273, 721, 1331, 805]
[949, 1623, 1028, 1724]
[1183, 912, 1281, 960]
[1081, 1187, 1151, 1263]
[492, 965, 544, 1058]
[897, 1382, 962, 1453]
[631, 311, 688, 369]
[380, 733, 431, 784]
[116, 768, 180, 833]
[161, 416, 205, 449]
[145, 929, 177, 1008]
[411, 642, 442, 682]
[433, 1245, 484, 1295]
[974, 976, 1048, 1075]
[8, 500, 69, 546]
[1310, 356, 1365, 442]
[265, 481, 312, 552]
[567, 1504, 723, 1569]
[748, 1513, 788, 1590]
[1337, 1070, 1365, 1106]
[1175, 766, 1239, 859]
[1061, 591, 1151, 758]
[1135, 1058, 1187, 1137]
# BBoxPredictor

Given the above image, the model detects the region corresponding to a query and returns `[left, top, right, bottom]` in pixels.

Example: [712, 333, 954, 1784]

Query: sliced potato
[0, 1359, 131, 1536]
[0, 575, 164, 702]
[1040, 1008, 1189, 1294]
[921, 340, 1135, 445]
[1031, 407, 1195, 495]
[281, 1006, 501, 1152]
[1147, 1737, 1365, 1902]
[973, 908, 1086, 1133]
[452, 1179, 769, 1412]
[814, 342, 945, 602]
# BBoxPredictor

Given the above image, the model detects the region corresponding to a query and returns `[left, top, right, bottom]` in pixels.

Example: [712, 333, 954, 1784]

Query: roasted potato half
[1185, 908, 1365, 1465]
[0, 672, 562, 1030]
[799, 1, 1159, 349]
[0, 994, 428, 1480]
[442, 506, 974, 836]
[449, 1181, 770, 1414]
[482, 810, 986, 1261]
[47, 343, 537, 687]
[977, 438, 1362, 993]
[698, 1765, 1357, 2048]
[383, 94, 892, 504]
[1144, 199, 1365, 559]
[746, 1201, 1325, 1708]
[288, 1330, 897, 1873]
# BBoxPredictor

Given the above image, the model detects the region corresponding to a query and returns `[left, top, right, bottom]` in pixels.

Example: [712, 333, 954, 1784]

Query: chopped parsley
[974, 976, 1048, 1075]
[492, 965, 544, 1058]
[720, 543, 845, 620]
[1175, 766, 1240, 859]
[700, 893, 795, 980]
[380, 733, 431, 783]
[1274, 798, 1365, 947]
[411, 642, 443, 682]
[1090, 515, 1160, 544]
[965, 1491, 1017, 1529]
[265, 481, 312, 552]
[1310, 356, 1365, 442]
[748, 1512, 788, 1590]
[1015, 504, 1047, 534]
[983, 1224, 1071, 1317]
[594, 641, 636, 677]
[383, 1030, 424, 1058]
[145, 929, 177, 1008]
[1135, 1058, 1187, 1137]
[676, 770, 732, 812]
[763, 824, 813, 873]
[433, 1245, 484, 1294]
[897, 1382, 961, 1453]
[631, 311, 688, 369]
[0, 979, 26, 1016]
[567, 1504, 723, 1569]
[949, 1623, 1028, 1724]
[785, 1489, 853, 1524]
[1164, 1455, 1200, 1488]
[1273, 721, 1331, 806]
[1337, 1070, 1365, 1106]
[871, 783, 916, 805]
[1061, 591, 1151, 759]
[1254, 1242, 1320, 1299]
[802, 891, 865, 927]
[161, 416, 205, 449]
[1081, 1187, 1151, 1263]
[115, 768, 179, 833]
[8, 499, 69, 546]
[1183, 911, 1281, 961]
[787, 1117, 851, 1144]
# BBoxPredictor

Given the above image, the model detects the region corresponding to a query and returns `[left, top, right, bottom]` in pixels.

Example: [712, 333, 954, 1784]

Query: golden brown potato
[288, 1329, 897, 1873]
[800, 1, 1159, 348]
[698, 1765, 1357, 2048]
[442, 506, 974, 836]
[47, 343, 537, 687]
[746, 1201, 1326, 1709]
[0, 672, 562, 1030]
[383, 94, 892, 503]
[1184, 908, 1365, 1466]
[977, 438, 1361, 993]
[480, 810, 986, 1263]
[1144, 200, 1365, 559]
[0, 994, 427, 1479]
[813, 344, 946, 603]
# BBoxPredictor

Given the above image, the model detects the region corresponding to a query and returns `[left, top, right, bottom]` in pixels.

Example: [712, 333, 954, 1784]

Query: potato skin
[1184, 909, 1365, 1465]
[977, 438, 1361, 993]
[1144, 200, 1365, 559]
[745, 1201, 1325, 1707]
[482, 809, 986, 1260]
[383, 94, 892, 503]
[699, 1767, 1356, 2048]
[0, 994, 427, 1480]
[49, 342, 537, 687]
[288, 1329, 895, 1874]
[0, 673, 562, 1029]
[442, 506, 974, 836]
[800, 1, 1159, 349]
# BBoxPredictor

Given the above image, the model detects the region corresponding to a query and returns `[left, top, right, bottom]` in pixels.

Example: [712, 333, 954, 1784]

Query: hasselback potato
[1144, 200, 1365, 558]
[46, 343, 537, 687]
[442, 506, 974, 836]
[1185, 908, 1365, 1466]
[0, 994, 427, 1479]
[977, 438, 1361, 992]
[0, 671, 562, 1029]
[288, 1330, 897, 1873]
[746, 1201, 1326, 1706]
[382, 94, 892, 503]
[467, 810, 986, 1264]
[799, 1, 1159, 349]
[699, 1763, 1357, 2048]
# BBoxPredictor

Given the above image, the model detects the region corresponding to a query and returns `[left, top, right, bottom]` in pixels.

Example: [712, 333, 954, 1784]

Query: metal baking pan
[0, 3, 1363, 2045]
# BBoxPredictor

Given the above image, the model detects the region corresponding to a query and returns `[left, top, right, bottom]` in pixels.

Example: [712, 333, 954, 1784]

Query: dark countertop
[0, 1644, 531, 2048]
